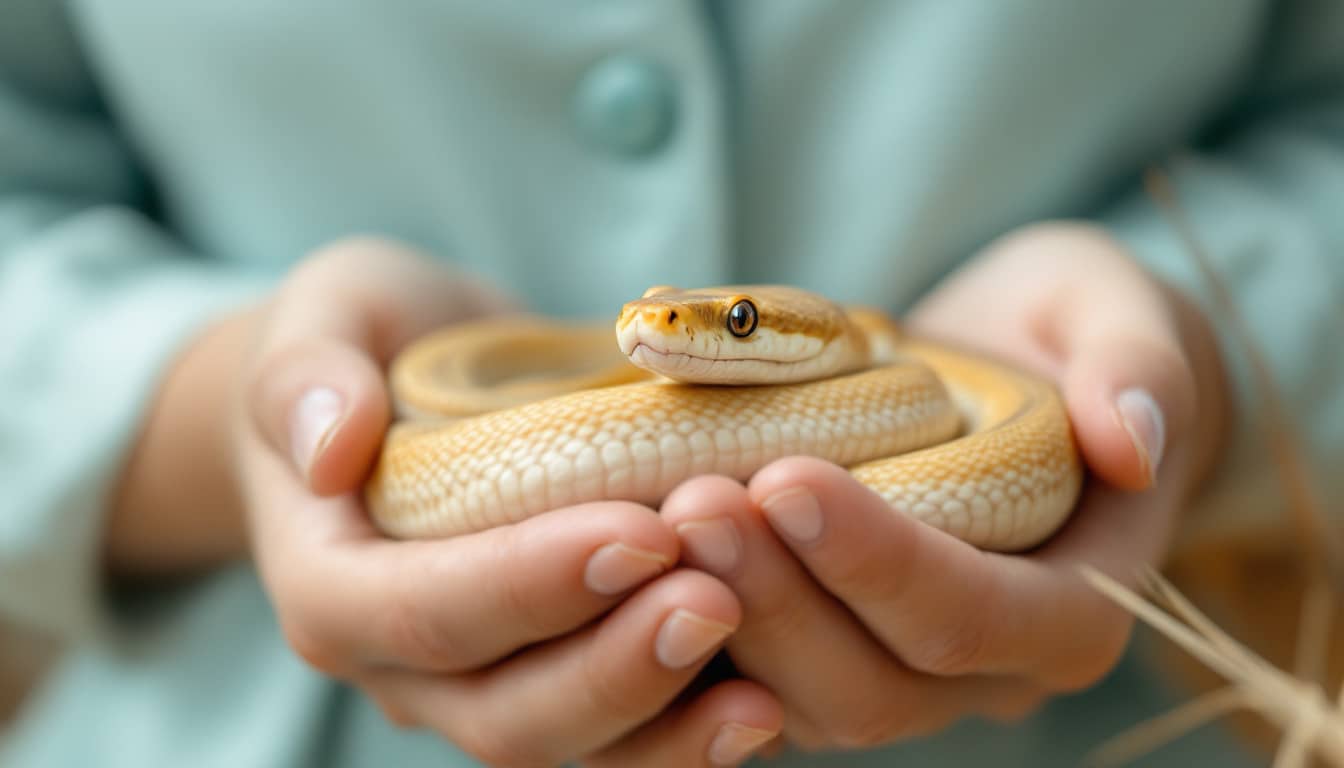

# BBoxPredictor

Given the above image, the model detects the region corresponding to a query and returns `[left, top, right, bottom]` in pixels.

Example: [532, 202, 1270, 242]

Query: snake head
[615, 285, 869, 385]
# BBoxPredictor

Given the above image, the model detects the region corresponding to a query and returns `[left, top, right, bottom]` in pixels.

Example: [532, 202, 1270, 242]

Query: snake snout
[646, 307, 678, 328]
[616, 299, 688, 357]
[618, 298, 681, 328]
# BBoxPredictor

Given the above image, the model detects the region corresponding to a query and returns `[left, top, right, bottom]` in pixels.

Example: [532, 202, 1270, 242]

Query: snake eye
[727, 300, 757, 338]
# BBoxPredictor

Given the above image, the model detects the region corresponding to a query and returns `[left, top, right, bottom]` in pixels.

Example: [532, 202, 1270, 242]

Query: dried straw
[1083, 567, 1344, 767]
[1143, 169, 1344, 593]
[1080, 165, 1344, 766]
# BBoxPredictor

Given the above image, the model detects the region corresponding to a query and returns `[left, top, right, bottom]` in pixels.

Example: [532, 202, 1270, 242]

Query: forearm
[104, 305, 262, 576]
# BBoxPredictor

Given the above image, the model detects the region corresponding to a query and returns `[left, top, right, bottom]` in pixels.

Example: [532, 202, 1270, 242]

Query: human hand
[234, 238, 781, 767]
[660, 222, 1228, 751]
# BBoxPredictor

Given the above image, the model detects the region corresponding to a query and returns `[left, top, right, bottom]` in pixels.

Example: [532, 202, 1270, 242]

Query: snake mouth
[629, 342, 704, 369]
[618, 323, 831, 384]
[618, 321, 754, 364]
[617, 323, 651, 358]
[626, 340, 796, 375]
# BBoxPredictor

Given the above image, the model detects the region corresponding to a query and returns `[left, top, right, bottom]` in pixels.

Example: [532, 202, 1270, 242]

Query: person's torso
[68, 0, 1262, 315]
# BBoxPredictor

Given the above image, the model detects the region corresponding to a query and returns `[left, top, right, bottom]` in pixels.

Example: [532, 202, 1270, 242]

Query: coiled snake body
[366, 285, 1082, 552]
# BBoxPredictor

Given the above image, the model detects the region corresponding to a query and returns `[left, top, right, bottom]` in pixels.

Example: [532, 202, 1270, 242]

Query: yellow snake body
[366, 285, 1083, 552]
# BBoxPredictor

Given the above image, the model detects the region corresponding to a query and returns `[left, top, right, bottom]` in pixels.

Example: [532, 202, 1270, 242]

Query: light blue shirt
[3, 1, 1342, 765]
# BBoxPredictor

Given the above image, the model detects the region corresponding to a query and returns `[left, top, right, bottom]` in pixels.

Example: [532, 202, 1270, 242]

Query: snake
[365, 285, 1083, 552]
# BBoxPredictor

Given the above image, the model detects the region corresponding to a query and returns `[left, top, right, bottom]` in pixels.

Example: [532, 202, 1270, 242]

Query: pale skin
[108, 223, 1227, 765]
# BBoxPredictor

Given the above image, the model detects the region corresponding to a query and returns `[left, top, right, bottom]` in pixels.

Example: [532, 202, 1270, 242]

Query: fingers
[661, 475, 1048, 746]
[745, 459, 1131, 691]
[377, 570, 742, 767]
[663, 475, 915, 735]
[586, 680, 782, 768]
[1051, 283, 1196, 494]
[243, 445, 680, 674]
[276, 236, 518, 363]
[233, 241, 766, 764]
[248, 337, 390, 495]
[356, 504, 679, 673]
[244, 237, 515, 495]
[907, 222, 1198, 494]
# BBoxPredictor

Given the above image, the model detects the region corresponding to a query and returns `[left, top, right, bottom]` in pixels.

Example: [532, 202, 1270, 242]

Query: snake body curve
[366, 285, 1083, 552]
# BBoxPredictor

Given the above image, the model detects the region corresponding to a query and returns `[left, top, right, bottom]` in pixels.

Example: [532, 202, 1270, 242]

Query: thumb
[1059, 314, 1197, 494]
[250, 337, 390, 497]
[245, 238, 516, 496]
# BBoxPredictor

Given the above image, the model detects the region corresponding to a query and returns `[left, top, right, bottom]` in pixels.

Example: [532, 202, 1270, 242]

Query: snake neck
[843, 306, 904, 366]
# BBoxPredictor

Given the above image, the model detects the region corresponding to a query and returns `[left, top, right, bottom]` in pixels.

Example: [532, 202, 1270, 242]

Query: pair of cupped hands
[234, 223, 1224, 767]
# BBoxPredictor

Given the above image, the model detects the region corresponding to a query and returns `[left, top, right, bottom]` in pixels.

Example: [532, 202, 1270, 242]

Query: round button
[573, 55, 678, 157]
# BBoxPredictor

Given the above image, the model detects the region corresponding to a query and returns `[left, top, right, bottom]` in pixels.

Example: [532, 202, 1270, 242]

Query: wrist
[105, 305, 263, 577]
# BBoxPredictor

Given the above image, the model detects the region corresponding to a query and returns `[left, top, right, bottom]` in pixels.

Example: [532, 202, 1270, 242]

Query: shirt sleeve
[1097, 0, 1344, 543]
[0, 7, 269, 641]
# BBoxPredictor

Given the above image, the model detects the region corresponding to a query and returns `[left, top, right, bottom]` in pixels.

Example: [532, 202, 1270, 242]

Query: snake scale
[366, 285, 1083, 552]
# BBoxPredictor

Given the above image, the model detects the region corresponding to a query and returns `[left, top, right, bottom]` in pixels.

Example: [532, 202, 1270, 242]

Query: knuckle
[903, 619, 990, 677]
[901, 567, 1000, 677]
[378, 595, 461, 670]
[747, 581, 817, 641]
[375, 559, 469, 670]
[826, 550, 899, 603]
[493, 533, 556, 643]
[819, 514, 921, 605]
[578, 643, 648, 722]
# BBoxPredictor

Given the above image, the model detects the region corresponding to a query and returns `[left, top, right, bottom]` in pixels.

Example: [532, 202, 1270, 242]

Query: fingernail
[760, 488, 823, 544]
[708, 722, 777, 766]
[655, 609, 733, 669]
[1115, 387, 1166, 485]
[676, 519, 741, 574]
[291, 387, 344, 477]
[584, 544, 671, 596]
